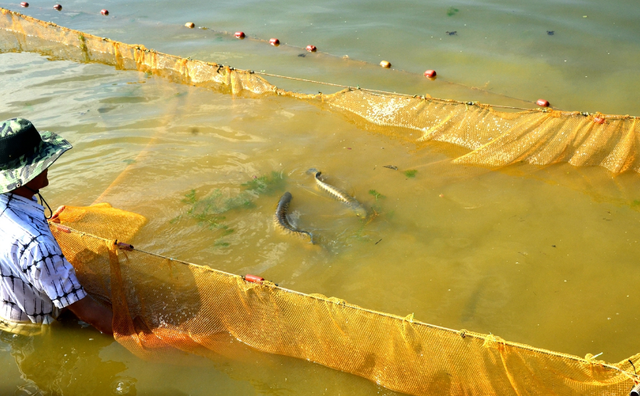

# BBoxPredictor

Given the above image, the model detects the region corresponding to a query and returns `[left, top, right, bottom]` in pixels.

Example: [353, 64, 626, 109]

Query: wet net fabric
[4, 5, 640, 393]
[2, 8, 640, 175]
[48, 204, 640, 395]
[323, 91, 640, 173]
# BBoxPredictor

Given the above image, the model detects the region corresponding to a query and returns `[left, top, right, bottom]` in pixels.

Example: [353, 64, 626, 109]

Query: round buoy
[380, 60, 391, 68]
[269, 38, 280, 46]
[234, 31, 245, 39]
[185, 22, 195, 29]
[53, 4, 62, 10]
[424, 69, 437, 78]
[20, 2, 29, 7]
[306, 45, 317, 52]
[536, 99, 549, 107]
[594, 116, 605, 124]
[100, 9, 109, 16]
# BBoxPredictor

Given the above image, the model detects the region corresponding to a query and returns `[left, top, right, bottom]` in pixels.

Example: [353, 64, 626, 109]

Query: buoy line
[4, 3, 539, 106]
[4, 5, 616, 114]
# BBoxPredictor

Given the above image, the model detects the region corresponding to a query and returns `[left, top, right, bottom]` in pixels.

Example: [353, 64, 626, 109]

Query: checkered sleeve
[21, 237, 88, 309]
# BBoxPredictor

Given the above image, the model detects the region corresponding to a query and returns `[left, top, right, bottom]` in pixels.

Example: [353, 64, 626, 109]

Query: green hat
[0, 118, 72, 194]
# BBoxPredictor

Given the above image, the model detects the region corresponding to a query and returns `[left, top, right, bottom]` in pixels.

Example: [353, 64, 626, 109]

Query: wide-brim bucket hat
[0, 118, 72, 194]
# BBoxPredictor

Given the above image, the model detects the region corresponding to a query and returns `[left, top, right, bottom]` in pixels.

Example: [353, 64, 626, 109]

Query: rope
[256, 71, 545, 111]
[256, 71, 640, 115]
[201, 29, 538, 106]
[256, 71, 349, 89]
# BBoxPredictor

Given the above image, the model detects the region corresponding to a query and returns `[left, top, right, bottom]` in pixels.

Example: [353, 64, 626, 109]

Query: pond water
[1, 0, 640, 394]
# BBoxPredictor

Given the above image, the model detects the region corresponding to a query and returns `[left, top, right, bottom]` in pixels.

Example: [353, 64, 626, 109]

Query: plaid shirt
[0, 193, 87, 323]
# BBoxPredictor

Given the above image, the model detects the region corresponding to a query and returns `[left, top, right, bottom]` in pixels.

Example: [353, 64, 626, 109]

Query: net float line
[4, 3, 538, 105]
[1, 7, 639, 175]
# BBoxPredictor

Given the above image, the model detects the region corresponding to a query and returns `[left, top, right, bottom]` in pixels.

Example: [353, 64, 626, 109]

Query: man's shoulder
[0, 198, 55, 256]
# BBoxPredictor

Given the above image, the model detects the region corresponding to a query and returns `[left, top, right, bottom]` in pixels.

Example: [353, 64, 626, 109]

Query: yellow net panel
[1, 8, 639, 174]
[5, 7, 640, 394]
[50, 204, 640, 395]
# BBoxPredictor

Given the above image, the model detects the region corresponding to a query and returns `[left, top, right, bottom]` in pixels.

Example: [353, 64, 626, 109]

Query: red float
[306, 44, 317, 52]
[116, 242, 134, 251]
[245, 274, 264, 284]
[53, 4, 62, 10]
[269, 38, 280, 46]
[20, 2, 29, 7]
[536, 99, 549, 107]
[234, 31, 245, 39]
[594, 116, 605, 124]
[53, 224, 71, 233]
[424, 69, 437, 78]
[100, 9, 109, 15]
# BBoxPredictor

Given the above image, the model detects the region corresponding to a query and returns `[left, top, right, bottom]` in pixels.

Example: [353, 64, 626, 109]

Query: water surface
[1, 0, 640, 394]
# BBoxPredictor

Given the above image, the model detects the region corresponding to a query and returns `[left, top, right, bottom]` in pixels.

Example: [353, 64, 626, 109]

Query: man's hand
[49, 205, 66, 223]
[68, 295, 114, 335]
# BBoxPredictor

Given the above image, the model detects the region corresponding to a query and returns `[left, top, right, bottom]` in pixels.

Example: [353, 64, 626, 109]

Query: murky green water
[2, 0, 640, 394]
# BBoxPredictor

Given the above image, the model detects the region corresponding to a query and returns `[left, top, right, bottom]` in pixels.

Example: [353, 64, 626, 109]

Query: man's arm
[67, 295, 114, 335]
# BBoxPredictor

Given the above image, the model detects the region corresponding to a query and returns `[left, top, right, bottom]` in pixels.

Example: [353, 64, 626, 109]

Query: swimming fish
[274, 191, 314, 243]
[307, 168, 367, 218]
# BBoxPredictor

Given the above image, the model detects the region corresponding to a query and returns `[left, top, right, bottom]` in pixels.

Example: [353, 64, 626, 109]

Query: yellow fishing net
[2, 8, 639, 174]
[5, 7, 640, 394]
[49, 204, 640, 395]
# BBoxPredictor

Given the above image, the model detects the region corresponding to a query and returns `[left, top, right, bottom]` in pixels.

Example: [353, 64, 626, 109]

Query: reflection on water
[1, 0, 640, 391]
[0, 319, 132, 396]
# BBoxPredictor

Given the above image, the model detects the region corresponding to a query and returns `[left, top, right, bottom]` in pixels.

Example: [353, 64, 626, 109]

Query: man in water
[0, 118, 113, 335]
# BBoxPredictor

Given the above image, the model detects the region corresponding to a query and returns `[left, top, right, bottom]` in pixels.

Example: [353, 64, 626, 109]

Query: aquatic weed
[172, 172, 287, 246]
[403, 170, 418, 178]
[368, 189, 386, 200]
[242, 171, 286, 195]
[224, 194, 256, 210]
[171, 189, 235, 247]
[447, 7, 459, 16]
[182, 189, 197, 205]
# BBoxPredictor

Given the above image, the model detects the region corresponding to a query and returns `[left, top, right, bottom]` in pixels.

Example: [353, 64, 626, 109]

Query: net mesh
[4, 7, 640, 394]
[2, 8, 639, 174]
[50, 204, 640, 395]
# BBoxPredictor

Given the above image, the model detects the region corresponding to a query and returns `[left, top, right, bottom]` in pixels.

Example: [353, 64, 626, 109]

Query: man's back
[0, 192, 87, 323]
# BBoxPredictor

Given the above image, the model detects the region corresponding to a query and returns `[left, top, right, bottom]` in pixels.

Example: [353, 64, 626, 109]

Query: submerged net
[50, 204, 640, 395]
[4, 7, 640, 394]
[1, 8, 640, 174]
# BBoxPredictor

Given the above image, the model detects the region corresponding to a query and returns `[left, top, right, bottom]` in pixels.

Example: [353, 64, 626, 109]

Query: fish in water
[307, 168, 367, 218]
[274, 191, 314, 243]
